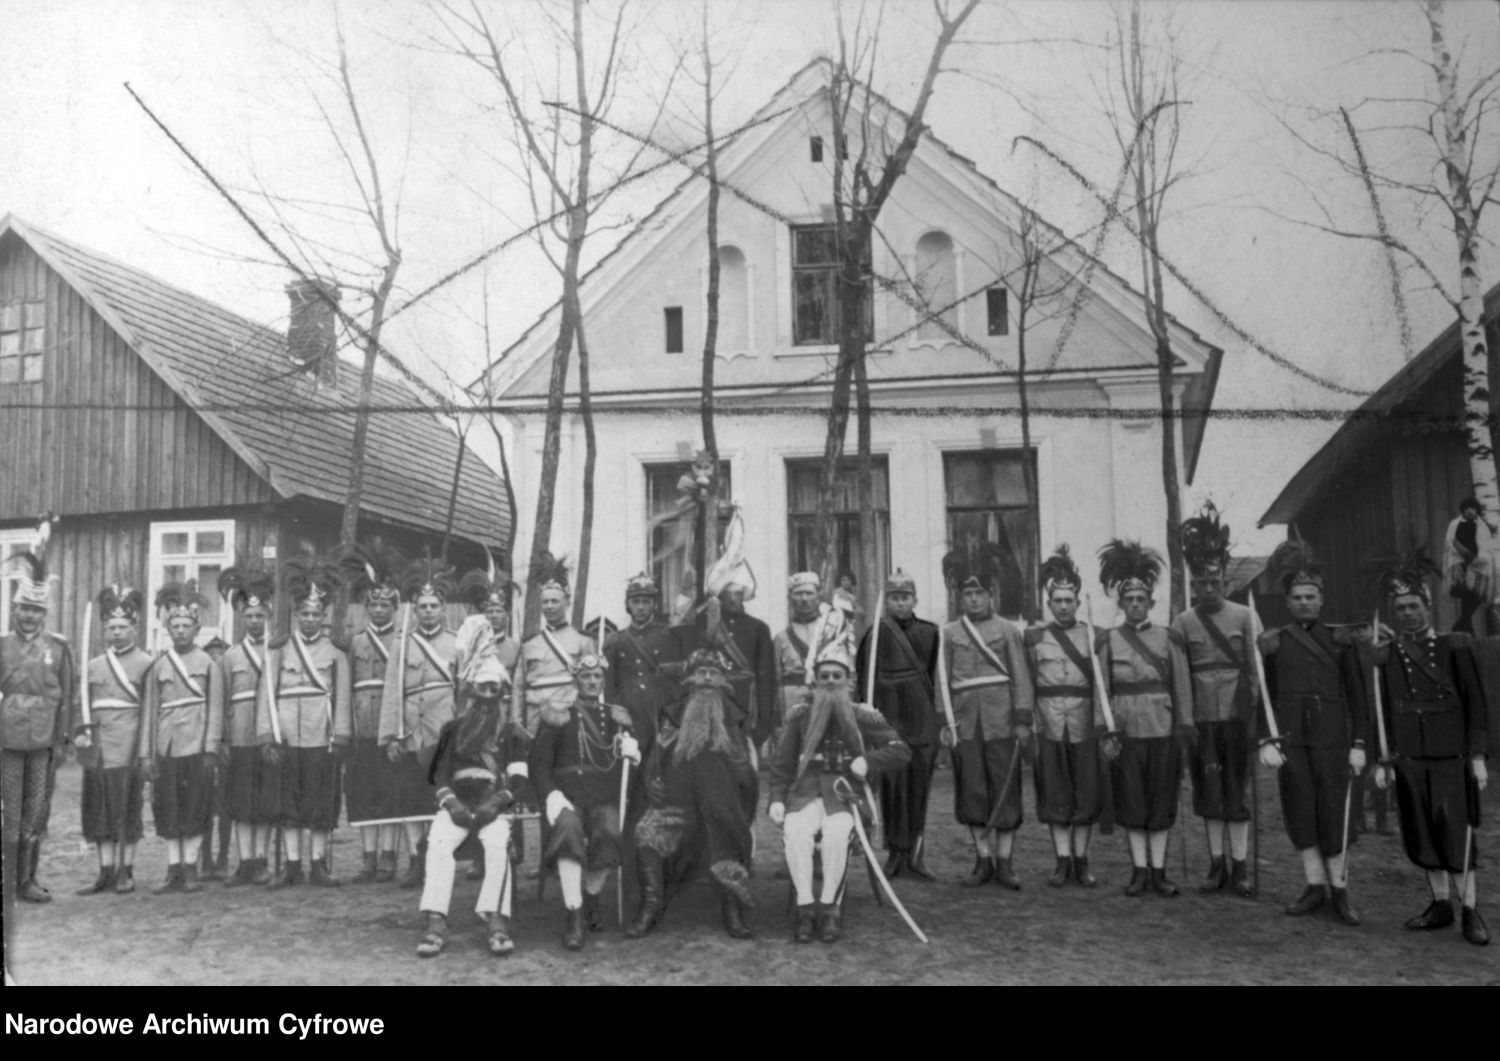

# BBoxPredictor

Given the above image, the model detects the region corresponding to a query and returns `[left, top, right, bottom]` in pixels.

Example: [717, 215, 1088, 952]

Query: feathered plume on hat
[942, 542, 1005, 596]
[400, 553, 457, 604]
[1369, 548, 1440, 606]
[1040, 543, 1082, 595]
[219, 560, 276, 612]
[1270, 536, 1325, 594]
[1098, 539, 1163, 600]
[1181, 501, 1233, 577]
[97, 582, 143, 623]
[529, 551, 571, 597]
[626, 571, 660, 599]
[156, 580, 207, 623]
[282, 553, 343, 611]
[6, 513, 59, 610]
[332, 538, 405, 605]
[458, 561, 513, 612]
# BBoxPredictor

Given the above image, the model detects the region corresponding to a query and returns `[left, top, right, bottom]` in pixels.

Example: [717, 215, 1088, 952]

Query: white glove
[1474, 757, 1489, 790]
[850, 756, 869, 780]
[768, 802, 786, 825]
[1259, 744, 1286, 769]
[74, 731, 93, 750]
[506, 761, 529, 780]
[1373, 765, 1390, 791]
[619, 733, 641, 765]
[545, 790, 574, 825]
[1349, 747, 1367, 776]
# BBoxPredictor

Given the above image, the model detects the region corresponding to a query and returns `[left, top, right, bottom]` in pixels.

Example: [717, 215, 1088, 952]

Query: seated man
[768, 642, 910, 944]
[416, 657, 529, 958]
[532, 653, 639, 951]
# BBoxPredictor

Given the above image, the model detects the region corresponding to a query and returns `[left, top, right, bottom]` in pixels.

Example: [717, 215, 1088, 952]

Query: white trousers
[419, 811, 512, 918]
[783, 801, 854, 906]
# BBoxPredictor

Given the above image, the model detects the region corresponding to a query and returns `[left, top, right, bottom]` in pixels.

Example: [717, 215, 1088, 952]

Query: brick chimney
[286, 277, 340, 387]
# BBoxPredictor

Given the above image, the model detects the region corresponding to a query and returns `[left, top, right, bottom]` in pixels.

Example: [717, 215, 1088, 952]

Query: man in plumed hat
[454, 559, 525, 706]
[627, 648, 757, 941]
[1096, 540, 1184, 896]
[379, 558, 460, 889]
[74, 583, 152, 895]
[533, 652, 640, 949]
[604, 571, 684, 756]
[1257, 540, 1368, 925]
[1169, 503, 1260, 898]
[518, 555, 595, 740]
[941, 547, 1033, 889]
[1371, 553, 1489, 945]
[1, 526, 74, 906]
[1026, 545, 1108, 887]
[856, 569, 941, 881]
[768, 639, 909, 943]
[141, 582, 225, 894]
[334, 541, 407, 884]
[216, 562, 279, 887]
[773, 571, 852, 745]
[259, 556, 351, 888]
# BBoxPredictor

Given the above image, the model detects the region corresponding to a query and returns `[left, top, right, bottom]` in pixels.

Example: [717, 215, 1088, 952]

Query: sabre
[616, 734, 631, 929]
[79, 601, 94, 729]
[935, 627, 959, 749]
[833, 776, 928, 944]
[1337, 772, 1354, 887]
[1459, 824, 1475, 914]
[1246, 589, 1280, 746]
[395, 603, 411, 744]
[1081, 594, 1117, 733]
[865, 609, 881, 708]
[1370, 602, 1392, 768]
[263, 626, 283, 745]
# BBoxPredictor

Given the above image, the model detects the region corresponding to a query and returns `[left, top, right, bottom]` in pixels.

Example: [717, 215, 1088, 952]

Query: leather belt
[951, 675, 1008, 690]
[229, 691, 257, 703]
[279, 685, 328, 698]
[1036, 685, 1091, 700]
[403, 682, 453, 697]
[454, 767, 496, 782]
[1112, 680, 1167, 696]
[354, 679, 385, 691]
[92, 699, 138, 709]
[1191, 662, 1240, 674]
[881, 668, 923, 680]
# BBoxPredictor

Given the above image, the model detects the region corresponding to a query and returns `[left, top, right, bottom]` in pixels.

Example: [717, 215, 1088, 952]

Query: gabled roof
[3, 214, 509, 549]
[475, 58, 1222, 481]
[1259, 283, 1500, 527]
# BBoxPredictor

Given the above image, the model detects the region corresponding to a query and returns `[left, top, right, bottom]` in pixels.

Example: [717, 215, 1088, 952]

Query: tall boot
[400, 841, 426, 890]
[1198, 856, 1227, 894]
[562, 907, 586, 951]
[720, 888, 754, 940]
[17, 839, 51, 903]
[583, 891, 604, 932]
[625, 849, 665, 939]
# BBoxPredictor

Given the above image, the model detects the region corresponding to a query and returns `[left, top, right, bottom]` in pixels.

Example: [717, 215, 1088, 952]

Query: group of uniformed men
[0, 499, 1489, 966]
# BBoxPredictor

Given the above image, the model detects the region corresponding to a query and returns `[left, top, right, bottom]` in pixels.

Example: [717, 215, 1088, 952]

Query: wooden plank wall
[0, 233, 275, 518]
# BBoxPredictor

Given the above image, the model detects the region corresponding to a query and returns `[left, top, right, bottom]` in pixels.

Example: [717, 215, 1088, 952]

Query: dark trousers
[880, 742, 938, 851]
[1112, 735, 1180, 831]
[1191, 719, 1251, 822]
[1394, 756, 1480, 873]
[81, 765, 145, 844]
[1278, 744, 1354, 856]
[1034, 734, 1102, 826]
[153, 754, 215, 839]
[953, 732, 1023, 832]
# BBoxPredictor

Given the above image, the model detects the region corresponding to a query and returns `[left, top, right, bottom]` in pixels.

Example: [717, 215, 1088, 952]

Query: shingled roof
[3, 214, 509, 549]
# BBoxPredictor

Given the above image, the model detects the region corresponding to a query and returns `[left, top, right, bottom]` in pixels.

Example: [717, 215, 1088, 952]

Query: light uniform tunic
[142, 645, 224, 838]
[1098, 622, 1184, 831]
[519, 624, 594, 738]
[79, 646, 152, 843]
[379, 626, 458, 821]
[258, 633, 352, 831]
[943, 613, 1033, 831]
[1026, 623, 1105, 826]
[1168, 601, 1260, 823]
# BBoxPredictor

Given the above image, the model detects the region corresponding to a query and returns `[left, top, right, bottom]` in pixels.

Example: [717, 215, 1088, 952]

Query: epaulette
[539, 702, 572, 729]
[268, 636, 290, 650]
[853, 703, 885, 726]
[609, 704, 633, 729]
[1023, 627, 1046, 648]
[1257, 629, 1280, 654]
[1448, 631, 1475, 649]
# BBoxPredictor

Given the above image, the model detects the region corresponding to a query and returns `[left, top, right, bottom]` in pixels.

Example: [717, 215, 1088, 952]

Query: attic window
[810, 136, 824, 163]
[0, 301, 44, 383]
[664, 306, 684, 354]
[986, 287, 1009, 337]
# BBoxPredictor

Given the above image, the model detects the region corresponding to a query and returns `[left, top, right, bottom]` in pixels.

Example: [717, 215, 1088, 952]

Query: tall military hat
[626, 571, 659, 599]
[1040, 543, 1083, 596]
[1373, 548, 1440, 607]
[787, 571, 820, 594]
[942, 543, 1004, 595]
[684, 647, 730, 675]
[1181, 501, 1233, 578]
[530, 551, 571, 597]
[333, 538, 405, 605]
[97, 582, 144, 623]
[884, 569, 918, 595]
[283, 553, 343, 611]
[812, 637, 855, 676]
[400, 554, 457, 605]
[1270, 536, 1325, 594]
[155, 580, 206, 623]
[1098, 539, 1163, 600]
[6, 514, 58, 610]
[458, 549, 514, 612]
[219, 561, 276, 612]
[572, 651, 609, 675]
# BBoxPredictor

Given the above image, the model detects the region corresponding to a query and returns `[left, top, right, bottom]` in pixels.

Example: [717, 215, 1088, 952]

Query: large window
[0, 301, 45, 384]
[147, 519, 235, 650]
[792, 225, 872, 346]
[943, 450, 1037, 621]
[786, 457, 889, 593]
[646, 462, 732, 614]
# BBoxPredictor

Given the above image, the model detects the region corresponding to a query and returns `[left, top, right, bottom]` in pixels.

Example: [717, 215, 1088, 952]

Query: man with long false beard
[627, 648, 757, 940]
[769, 641, 909, 943]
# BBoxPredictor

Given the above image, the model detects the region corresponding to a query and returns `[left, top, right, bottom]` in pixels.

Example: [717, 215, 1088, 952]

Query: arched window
[716, 245, 750, 352]
[915, 231, 957, 342]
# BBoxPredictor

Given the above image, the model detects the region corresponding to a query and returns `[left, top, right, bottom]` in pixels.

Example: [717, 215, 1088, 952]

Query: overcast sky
[4, 0, 1497, 553]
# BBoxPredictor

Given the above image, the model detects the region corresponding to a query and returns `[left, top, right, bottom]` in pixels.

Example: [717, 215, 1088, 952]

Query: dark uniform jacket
[1374, 630, 1486, 761]
[673, 610, 777, 746]
[531, 695, 633, 810]
[603, 619, 682, 750]
[1260, 622, 1368, 750]
[856, 615, 941, 746]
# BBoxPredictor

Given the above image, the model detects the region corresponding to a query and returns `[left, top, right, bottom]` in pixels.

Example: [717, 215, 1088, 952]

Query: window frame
[644, 461, 733, 613]
[146, 519, 237, 651]
[0, 300, 46, 385]
[784, 456, 891, 589]
[942, 449, 1039, 622]
[790, 224, 873, 348]
[0, 528, 34, 636]
[664, 306, 684, 354]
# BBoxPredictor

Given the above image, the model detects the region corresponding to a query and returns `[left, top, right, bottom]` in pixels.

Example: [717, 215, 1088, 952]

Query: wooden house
[0, 214, 511, 652]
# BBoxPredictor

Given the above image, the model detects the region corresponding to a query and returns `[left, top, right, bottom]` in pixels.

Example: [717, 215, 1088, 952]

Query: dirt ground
[7, 757, 1497, 985]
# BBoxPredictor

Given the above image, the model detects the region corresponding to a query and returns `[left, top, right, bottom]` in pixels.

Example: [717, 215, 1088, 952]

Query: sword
[935, 627, 959, 749]
[1370, 602, 1393, 782]
[1246, 589, 1281, 748]
[1337, 771, 1354, 887]
[76, 603, 101, 768]
[1459, 824, 1475, 913]
[833, 776, 928, 944]
[395, 603, 411, 744]
[982, 736, 1024, 833]
[616, 737, 631, 929]
[864, 611, 881, 708]
[1082, 594, 1117, 733]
